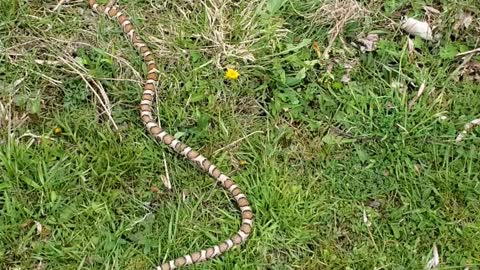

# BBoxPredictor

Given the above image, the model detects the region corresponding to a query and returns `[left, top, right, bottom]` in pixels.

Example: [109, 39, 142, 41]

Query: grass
[1, 0, 480, 269]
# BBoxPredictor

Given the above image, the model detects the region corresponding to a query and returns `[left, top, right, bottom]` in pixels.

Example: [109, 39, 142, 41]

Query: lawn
[1, 0, 480, 269]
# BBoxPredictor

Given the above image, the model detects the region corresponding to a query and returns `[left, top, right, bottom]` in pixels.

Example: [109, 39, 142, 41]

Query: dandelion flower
[54, 127, 62, 136]
[225, 68, 240, 80]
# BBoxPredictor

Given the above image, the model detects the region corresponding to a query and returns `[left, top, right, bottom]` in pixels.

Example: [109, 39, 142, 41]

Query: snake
[86, 1, 254, 269]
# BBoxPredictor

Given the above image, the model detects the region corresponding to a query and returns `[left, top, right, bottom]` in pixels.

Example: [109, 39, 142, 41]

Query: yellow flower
[225, 68, 240, 80]
[54, 127, 62, 136]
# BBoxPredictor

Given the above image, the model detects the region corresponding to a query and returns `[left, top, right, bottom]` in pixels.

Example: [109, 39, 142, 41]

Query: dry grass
[198, 0, 262, 67]
[2, 0, 480, 269]
[311, 0, 366, 58]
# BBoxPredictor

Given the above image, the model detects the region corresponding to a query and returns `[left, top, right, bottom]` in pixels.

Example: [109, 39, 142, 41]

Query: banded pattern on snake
[86, 1, 254, 269]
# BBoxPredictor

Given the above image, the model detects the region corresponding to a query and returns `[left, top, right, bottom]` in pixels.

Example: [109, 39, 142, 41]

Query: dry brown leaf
[408, 82, 426, 109]
[341, 74, 351, 84]
[425, 243, 440, 269]
[340, 59, 358, 84]
[407, 37, 415, 55]
[34, 220, 43, 235]
[368, 200, 381, 209]
[423, 6, 441, 15]
[357, 33, 379, 52]
[20, 219, 34, 229]
[312, 41, 322, 58]
[33, 221, 51, 238]
[150, 186, 160, 193]
[459, 60, 480, 82]
[454, 11, 474, 31]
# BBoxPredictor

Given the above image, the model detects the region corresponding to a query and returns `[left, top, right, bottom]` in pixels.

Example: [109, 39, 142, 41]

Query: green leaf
[285, 67, 307, 86]
[284, 39, 312, 54]
[321, 133, 338, 145]
[100, 58, 112, 65]
[391, 224, 401, 239]
[196, 114, 210, 130]
[332, 81, 343, 90]
[439, 43, 459, 60]
[355, 146, 369, 162]
[50, 191, 57, 203]
[30, 98, 41, 114]
[190, 89, 205, 103]
[174, 132, 186, 139]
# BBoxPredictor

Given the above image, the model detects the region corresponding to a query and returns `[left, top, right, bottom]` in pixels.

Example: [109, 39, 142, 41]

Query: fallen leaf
[312, 41, 322, 58]
[13, 78, 25, 88]
[368, 200, 381, 209]
[340, 59, 358, 84]
[20, 219, 34, 229]
[408, 82, 426, 109]
[34, 221, 43, 235]
[454, 11, 473, 31]
[341, 74, 351, 84]
[407, 37, 415, 54]
[401, 17, 433, 40]
[41, 228, 51, 238]
[423, 6, 441, 15]
[358, 33, 379, 52]
[33, 221, 50, 239]
[425, 243, 440, 269]
[459, 60, 480, 82]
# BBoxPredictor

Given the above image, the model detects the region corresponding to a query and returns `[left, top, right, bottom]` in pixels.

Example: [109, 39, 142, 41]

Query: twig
[131, 213, 152, 226]
[323, 7, 356, 59]
[362, 209, 379, 252]
[34, 59, 62, 66]
[456, 48, 480, 57]
[212, 131, 263, 155]
[16, 133, 56, 142]
[16, 132, 56, 148]
[161, 152, 172, 190]
[424, 243, 440, 270]
[408, 82, 426, 109]
[53, 0, 70, 12]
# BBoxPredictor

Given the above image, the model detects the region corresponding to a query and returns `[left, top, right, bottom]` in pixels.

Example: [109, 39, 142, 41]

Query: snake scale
[86, 1, 254, 269]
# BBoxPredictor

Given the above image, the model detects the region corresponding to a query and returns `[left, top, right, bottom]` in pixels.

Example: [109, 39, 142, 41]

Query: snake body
[87, 1, 253, 269]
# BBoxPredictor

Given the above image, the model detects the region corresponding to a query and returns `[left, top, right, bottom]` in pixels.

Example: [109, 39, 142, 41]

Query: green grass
[1, 0, 480, 269]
